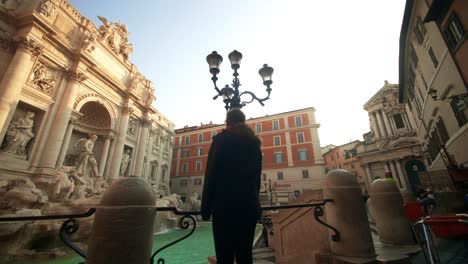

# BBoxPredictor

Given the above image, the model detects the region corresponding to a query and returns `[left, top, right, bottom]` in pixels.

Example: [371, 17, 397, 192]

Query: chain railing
[0, 199, 339, 264]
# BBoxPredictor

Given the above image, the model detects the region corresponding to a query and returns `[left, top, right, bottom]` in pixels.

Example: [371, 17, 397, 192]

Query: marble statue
[120, 149, 132, 176]
[127, 118, 137, 135]
[74, 135, 100, 177]
[121, 42, 133, 60]
[129, 72, 141, 93]
[2, 111, 35, 158]
[82, 31, 97, 53]
[40, 0, 55, 17]
[144, 82, 156, 107]
[30, 62, 56, 94]
[97, 16, 134, 59]
[187, 192, 201, 211]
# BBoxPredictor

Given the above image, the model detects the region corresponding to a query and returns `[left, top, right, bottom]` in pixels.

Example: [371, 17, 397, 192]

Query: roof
[398, 0, 415, 103]
[174, 106, 317, 132]
[363, 81, 399, 109]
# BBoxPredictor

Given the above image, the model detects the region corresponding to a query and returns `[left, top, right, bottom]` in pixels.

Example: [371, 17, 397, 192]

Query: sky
[69, 0, 407, 147]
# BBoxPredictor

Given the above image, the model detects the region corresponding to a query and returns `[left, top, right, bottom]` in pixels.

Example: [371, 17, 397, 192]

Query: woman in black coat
[201, 109, 262, 264]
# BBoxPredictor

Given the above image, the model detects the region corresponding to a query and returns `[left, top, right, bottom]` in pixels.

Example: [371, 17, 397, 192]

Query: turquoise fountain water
[9, 223, 214, 264]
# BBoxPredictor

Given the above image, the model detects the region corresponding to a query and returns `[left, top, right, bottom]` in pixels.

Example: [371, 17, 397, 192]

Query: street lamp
[428, 88, 468, 112]
[206, 50, 274, 111]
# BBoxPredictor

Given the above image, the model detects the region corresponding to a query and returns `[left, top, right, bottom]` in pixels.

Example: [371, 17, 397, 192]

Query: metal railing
[0, 199, 339, 264]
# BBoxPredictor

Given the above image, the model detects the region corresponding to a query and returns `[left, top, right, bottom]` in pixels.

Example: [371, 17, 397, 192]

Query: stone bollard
[87, 177, 157, 264]
[370, 179, 414, 244]
[324, 170, 376, 259]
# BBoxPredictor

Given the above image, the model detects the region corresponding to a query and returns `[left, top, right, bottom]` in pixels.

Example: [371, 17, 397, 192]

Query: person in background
[201, 109, 262, 264]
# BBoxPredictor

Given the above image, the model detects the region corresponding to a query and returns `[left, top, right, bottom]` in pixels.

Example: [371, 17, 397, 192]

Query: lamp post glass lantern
[206, 50, 274, 111]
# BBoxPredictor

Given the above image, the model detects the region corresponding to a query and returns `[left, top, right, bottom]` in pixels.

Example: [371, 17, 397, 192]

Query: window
[297, 132, 305, 143]
[274, 152, 283, 163]
[198, 133, 203, 143]
[196, 148, 203, 156]
[262, 152, 265, 163]
[393, 113, 405, 129]
[262, 173, 267, 181]
[196, 160, 202, 171]
[273, 120, 280, 130]
[211, 131, 217, 139]
[150, 164, 158, 181]
[435, 118, 449, 144]
[302, 169, 309, 179]
[443, 13, 465, 52]
[274, 136, 281, 146]
[428, 47, 439, 68]
[298, 150, 309, 161]
[413, 17, 426, 44]
[182, 163, 188, 173]
[194, 178, 202, 185]
[180, 179, 187, 186]
[295, 116, 302, 126]
[256, 123, 262, 133]
[277, 172, 283, 180]
[451, 98, 467, 127]
[409, 45, 419, 67]
[181, 149, 189, 158]
[185, 136, 190, 145]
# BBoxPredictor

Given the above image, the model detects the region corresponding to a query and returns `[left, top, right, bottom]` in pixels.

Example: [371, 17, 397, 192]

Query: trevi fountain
[0, 0, 206, 262]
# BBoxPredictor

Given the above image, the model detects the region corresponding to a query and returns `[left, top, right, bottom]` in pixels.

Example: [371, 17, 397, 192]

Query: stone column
[99, 135, 112, 176]
[370, 113, 381, 139]
[383, 162, 390, 175]
[403, 112, 412, 130]
[324, 170, 375, 259]
[395, 159, 409, 191]
[0, 37, 42, 142]
[39, 71, 87, 170]
[103, 138, 116, 179]
[382, 111, 393, 136]
[375, 110, 387, 138]
[389, 160, 402, 188]
[133, 118, 150, 178]
[107, 105, 132, 181]
[56, 120, 75, 167]
[365, 163, 372, 188]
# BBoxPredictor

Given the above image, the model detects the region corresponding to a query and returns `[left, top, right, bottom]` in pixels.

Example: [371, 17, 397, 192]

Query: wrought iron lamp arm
[211, 76, 221, 100]
[239, 86, 272, 107]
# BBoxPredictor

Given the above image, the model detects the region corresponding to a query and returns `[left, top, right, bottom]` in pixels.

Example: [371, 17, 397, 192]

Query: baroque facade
[399, 0, 468, 190]
[356, 81, 425, 195]
[170, 107, 326, 205]
[0, 0, 174, 201]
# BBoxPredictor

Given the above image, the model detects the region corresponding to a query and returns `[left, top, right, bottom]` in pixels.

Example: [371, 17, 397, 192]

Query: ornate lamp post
[206, 50, 274, 111]
[428, 88, 468, 112]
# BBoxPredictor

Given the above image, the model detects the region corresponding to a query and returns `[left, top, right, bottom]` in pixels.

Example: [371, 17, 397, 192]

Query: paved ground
[411, 237, 468, 264]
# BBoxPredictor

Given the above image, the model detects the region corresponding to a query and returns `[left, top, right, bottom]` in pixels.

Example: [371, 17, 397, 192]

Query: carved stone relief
[97, 16, 134, 60]
[39, 0, 56, 17]
[1, 111, 35, 159]
[127, 117, 137, 136]
[82, 31, 98, 53]
[29, 62, 57, 95]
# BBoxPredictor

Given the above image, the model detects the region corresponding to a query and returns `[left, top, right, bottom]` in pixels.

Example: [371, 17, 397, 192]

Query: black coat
[201, 129, 262, 220]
